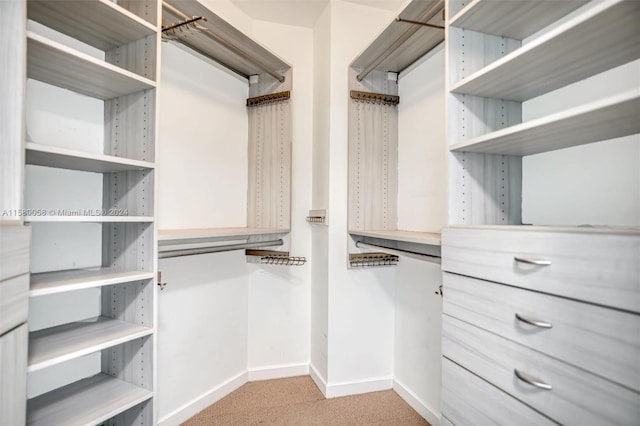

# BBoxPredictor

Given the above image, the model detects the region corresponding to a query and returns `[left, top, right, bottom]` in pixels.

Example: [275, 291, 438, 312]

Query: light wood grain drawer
[0, 274, 29, 336]
[444, 314, 640, 425]
[0, 323, 28, 426]
[0, 225, 30, 282]
[443, 272, 640, 392]
[442, 357, 555, 426]
[442, 227, 640, 312]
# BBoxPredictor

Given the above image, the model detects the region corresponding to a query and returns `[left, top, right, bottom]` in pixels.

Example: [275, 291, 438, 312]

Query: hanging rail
[355, 241, 441, 264]
[349, 252, 399, 268]
[395, 17, 444, 30]
[350, 90, 400, 105]
[246, 250, 307, 266]
[246, 91, 291, 107]
[162, 1, 286, 83]
[356, 0, 444, 81]
[159, 239, 283, 259]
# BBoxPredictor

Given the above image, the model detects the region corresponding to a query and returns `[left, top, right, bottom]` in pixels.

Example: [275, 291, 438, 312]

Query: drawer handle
[515, 313, 553, 329]
[514, 369, 552, 390]
[514, 256, 551, 266]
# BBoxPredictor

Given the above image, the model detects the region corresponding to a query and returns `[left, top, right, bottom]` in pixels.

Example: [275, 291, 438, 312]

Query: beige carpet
[183, 376, 430, 425]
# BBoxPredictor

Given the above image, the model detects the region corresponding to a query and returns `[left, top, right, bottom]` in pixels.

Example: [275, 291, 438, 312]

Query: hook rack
[350, 90, 400, 106]
[306, 209, 327, 225]
[246, 250, 307, 266]
[349, 253, 399, 268]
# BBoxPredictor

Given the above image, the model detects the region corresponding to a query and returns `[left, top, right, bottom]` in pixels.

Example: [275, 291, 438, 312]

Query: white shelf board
[27, 373, 152, 426]
[449, 0, 588, 40]
[27, 31, 156, 100]
[25, 216, 154, 223]
[28, 0, 157, 51]
[28, 316, 153, 372]
[158, 227, 289, 243]
[450, 89, 640, 156]
[446, 224, 640, 236]
[349, 229, 441, 246]
[30, 268, 155, 297]
[450, 0, 640, 101]
[26, 143, 155, 173]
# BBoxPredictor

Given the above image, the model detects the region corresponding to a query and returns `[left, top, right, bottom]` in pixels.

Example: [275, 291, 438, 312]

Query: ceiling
[229, 0, 406, 28]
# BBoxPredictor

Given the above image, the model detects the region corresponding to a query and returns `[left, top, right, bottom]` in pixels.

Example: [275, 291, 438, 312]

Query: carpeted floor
[183, 376, 430, 425]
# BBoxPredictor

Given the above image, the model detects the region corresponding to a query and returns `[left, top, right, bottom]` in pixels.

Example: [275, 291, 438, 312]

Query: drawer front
[443, 272, 640, 392]
[442, 357, 555, 426]
[0, 273, 29, 336]
[0, 225, 30, 282]
[0, 323, 28, 426]
[442, 227, 640, 312]
[444, 314, 640, 425]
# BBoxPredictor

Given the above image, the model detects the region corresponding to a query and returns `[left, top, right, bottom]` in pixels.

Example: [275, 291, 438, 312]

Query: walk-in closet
[1, 0, 638, 425]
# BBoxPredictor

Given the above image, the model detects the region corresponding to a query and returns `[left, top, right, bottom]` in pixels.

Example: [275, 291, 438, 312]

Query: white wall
[157, 252, 249, 423]
[522, 61, 640, 227]
[157, 43, 249, 230]
[310, 2, 331, 384]
[398, 45, 447, 232]
[394, 259, 442, 426]
[156, 7, 254, 421]
[247, 20, 313, 373]
[394, 41, 446, 425]
[325, 1, 398, 392]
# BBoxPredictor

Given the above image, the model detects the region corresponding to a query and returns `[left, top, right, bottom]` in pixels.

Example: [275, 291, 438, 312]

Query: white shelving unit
[26, 143, 155, 173]
[442, 0, 640, 423]
[27, 32, 156, 100]
[347, 0, 445, 261]
[449, 0, 640, 102]
[159, 0, 294, 253]
[30, 269, 155, 297]
[450, 89, 640, 155]
[28, 317, 153, 372]
[24, 0, 160, 424]
[27, 374, 153, 426]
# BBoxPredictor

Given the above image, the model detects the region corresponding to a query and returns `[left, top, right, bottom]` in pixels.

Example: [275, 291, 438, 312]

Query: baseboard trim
[325, 375, 393, 398]
[309, 364, 328, 396]
[158, 371, 248, 426]
[393, 379, 441, 426]
[248, 363, 309, 381]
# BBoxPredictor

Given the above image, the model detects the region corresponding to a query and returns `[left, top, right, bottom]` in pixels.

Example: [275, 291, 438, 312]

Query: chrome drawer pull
[514, 369, 552, 390]
[515, 313, 553, 329]
[514, 256, 551, 266]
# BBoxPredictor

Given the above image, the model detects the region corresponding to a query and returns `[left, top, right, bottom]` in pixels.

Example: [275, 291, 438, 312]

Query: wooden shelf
[28, 317, 153, 372]
[27, 32, 156, 100]
[25, 216, 154, 223]
[26, 143, 155, 173]
[27, 373, 152, 426]
[450, 89, 640, 156]
[449, 0, 588, 40]
[349, 229, 441, 246]
[351, 0, 444, 76]
[30, 269, 154, 297]
[446, 224, 640, 236]
[162, 0, 289, 80]
[28, 0, 157, 51]
[158, 227, 289, 243]
[450, 0, 640, 101]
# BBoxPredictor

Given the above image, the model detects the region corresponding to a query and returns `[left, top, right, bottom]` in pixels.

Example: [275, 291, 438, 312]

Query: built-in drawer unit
[443, 272, 640, 392]
[442, 357, 555, 426]
[444, 315, 639, 425]
[442, 227, 640, 313]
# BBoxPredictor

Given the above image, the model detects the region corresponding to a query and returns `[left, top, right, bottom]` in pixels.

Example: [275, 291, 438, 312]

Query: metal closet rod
[159, 239, 283, 259]
[356, 0, 445, 82]
[162, 2, 286, 83]
[355, 241, 441, 264]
